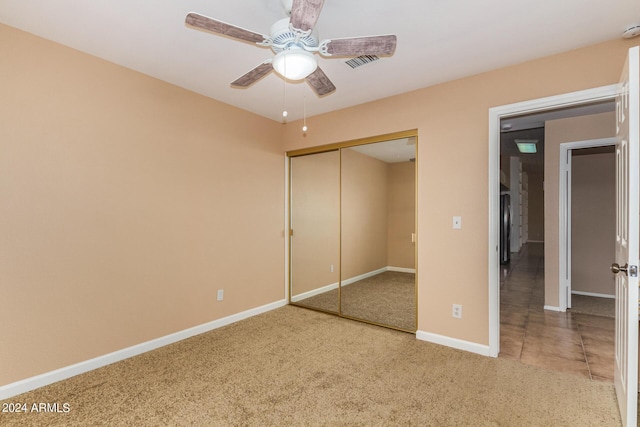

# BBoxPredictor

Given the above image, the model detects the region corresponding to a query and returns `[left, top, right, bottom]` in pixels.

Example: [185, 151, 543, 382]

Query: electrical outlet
[452, 304, 462, 319]
[217, 289, 224, 301]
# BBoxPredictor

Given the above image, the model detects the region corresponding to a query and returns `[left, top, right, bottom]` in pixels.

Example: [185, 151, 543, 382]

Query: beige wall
[0, 25, 284, 386]
[290, 151, 340, 296]
[341, 148, 389, 279]
[387, 161, 416, 268]
[283, 39, 638, 345]
[571, 151, 616, 296]
[544, 112, 615, 307]
[524, 167, 544, 242]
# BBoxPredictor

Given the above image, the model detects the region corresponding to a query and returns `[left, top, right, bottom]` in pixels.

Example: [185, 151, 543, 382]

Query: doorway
[488, 84, 618, 357]
[559, 139, 617, 312]
[497, 105, 617, 379]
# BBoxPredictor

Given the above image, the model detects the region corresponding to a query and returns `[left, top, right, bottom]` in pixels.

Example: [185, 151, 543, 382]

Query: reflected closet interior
[289, 133, 417, 332]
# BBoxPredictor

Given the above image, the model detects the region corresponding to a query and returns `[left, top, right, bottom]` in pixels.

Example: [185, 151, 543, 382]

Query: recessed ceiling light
[515, 139, 538, 153]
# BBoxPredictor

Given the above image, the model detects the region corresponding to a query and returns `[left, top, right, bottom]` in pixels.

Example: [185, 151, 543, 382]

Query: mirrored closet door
[289, 150, 340, 313]
[288, 132, 417, 332]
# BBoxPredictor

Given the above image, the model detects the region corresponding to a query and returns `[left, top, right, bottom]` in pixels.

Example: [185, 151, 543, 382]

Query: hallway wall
[524, 167, 544, 242]
[571, 150, 616, 296]
[544, 112, 616, 308]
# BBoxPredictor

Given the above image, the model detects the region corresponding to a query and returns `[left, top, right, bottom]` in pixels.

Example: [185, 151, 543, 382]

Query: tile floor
[499, 242, 615, 382]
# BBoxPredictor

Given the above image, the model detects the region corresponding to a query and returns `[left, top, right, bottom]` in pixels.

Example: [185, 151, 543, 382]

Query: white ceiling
[350, 137, 416, 163]
[1, 0, 639, 123]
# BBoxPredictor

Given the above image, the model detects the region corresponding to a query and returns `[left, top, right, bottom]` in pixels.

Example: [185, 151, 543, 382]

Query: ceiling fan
[185, 0, 397, 96]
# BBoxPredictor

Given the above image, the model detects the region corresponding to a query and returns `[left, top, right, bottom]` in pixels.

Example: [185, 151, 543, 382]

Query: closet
[288, 130, 417, 332]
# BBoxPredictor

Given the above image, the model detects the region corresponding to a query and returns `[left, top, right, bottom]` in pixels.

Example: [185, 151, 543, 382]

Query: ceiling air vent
[344, 55, 380, 69]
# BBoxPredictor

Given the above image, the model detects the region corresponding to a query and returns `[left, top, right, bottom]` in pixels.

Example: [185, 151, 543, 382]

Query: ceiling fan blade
[306, 67, 336, 96]
[186, 12, 269, 45]
[231, 61, 273, 88]
[321, 35, 397, 57]
[289, 0, 325, 32]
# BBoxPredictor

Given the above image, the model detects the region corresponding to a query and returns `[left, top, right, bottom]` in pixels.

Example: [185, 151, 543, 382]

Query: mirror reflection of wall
[290, 151, 340, 313]
[341, 139, 416, 331]
[288, 134, 417, 332]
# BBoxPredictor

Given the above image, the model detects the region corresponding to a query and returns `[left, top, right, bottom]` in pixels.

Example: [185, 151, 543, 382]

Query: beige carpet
[297, 271, 416, 331]
[0, 306, 621, 426]
[570, 294, 615, 318]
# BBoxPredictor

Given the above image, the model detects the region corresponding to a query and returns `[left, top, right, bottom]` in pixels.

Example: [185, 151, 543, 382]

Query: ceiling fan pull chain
[282, 60, 288, 121]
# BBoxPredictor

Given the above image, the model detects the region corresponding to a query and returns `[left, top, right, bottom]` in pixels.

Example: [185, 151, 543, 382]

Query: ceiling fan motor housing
[270, 18, 319, 53]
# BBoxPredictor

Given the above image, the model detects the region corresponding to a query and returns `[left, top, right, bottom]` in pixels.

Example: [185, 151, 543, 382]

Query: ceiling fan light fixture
[272, 49, 317, 81]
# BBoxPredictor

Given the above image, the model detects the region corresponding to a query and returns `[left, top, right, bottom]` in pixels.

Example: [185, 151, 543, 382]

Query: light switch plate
[453, 216, 462, 229]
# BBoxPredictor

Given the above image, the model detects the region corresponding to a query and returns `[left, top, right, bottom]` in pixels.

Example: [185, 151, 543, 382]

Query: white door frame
[488, 84, 618, 357]
[558, 137, 616, 312]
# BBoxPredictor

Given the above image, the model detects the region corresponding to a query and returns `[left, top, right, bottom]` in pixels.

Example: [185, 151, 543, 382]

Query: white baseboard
[544, 305, 562, 312]
[290, 268, 387, 302]
[290, 282, 339, 302]
[341, 267, 388, 286]
[0, 299, 287, 401]
[572, 290, 615, 299]
[387, 266, 416, 274]
[291, 266, 416, 302]
[416, 330, 491, 357]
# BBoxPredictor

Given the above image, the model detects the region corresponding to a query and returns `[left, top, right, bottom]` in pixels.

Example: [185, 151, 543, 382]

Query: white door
[613, 46, 639, 427]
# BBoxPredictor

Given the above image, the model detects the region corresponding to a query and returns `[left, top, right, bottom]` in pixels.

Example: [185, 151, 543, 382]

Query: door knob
[610, 262, 629, 275]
